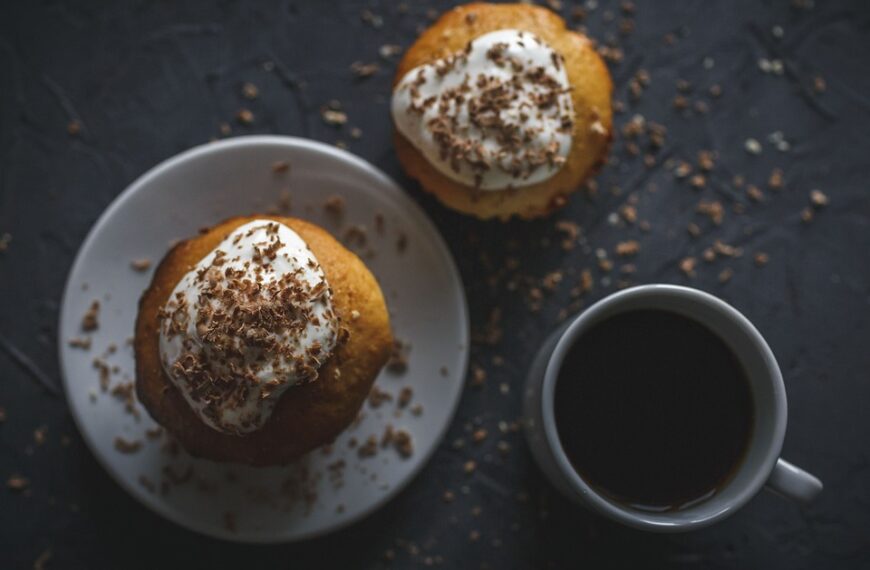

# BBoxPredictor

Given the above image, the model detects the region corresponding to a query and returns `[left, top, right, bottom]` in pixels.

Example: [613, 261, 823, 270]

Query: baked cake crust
[393, 2, 613, 220]
[134, 215, 392, 466]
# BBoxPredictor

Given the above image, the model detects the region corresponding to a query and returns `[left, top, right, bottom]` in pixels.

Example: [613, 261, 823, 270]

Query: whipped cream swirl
[391, 29, 574, 191]
[158, 220, 341, 435]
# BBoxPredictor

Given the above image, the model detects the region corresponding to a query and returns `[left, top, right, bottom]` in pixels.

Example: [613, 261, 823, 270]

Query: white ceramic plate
[58, 136, 469, 543]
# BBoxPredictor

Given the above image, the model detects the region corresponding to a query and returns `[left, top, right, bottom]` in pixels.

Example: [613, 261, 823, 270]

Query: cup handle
[765, 458, 823, 504]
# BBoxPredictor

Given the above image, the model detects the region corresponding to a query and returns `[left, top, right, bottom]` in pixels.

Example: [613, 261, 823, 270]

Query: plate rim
[57, 135, 470, 543]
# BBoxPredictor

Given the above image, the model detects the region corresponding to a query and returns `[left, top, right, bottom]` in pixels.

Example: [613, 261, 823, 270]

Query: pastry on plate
[391, 2, 613, 220]
[135, 215, 392, 466]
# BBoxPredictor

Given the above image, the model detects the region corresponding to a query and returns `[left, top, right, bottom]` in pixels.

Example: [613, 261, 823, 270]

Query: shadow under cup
[539, 285, 788, 531]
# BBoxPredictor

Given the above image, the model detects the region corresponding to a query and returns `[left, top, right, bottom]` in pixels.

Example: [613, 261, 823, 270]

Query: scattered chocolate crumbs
[324, 195, 346, 216]
[67, 120, 82, 136]
[472, 428, 487, 443]
[81, 301, 100, 332]
[360, 8, 383, 28]
[470, 366, 486, 388]
[680, 257, 697, 278]
[113, 437, 142, 454]
[0, 407, 5, 423]
[615, 240, 640, 257]
[754, 252, 770, 267]
[130, 258, 152, 272]
[718, 268, 734, 283]
[93, 358, 110, 391]
[697, 201, 724, 225]
[68, 337, 91, 350]
[555, 220, 580, 250]
[368, 385, 393, 408]
[241, 82, 259, 99]
[379, 44, 403, 59]
[381, 424, 395, 447]
[768, 168, 784, 189]
[110, 381, 139, 417]
[7, 474, 29, 492]
[744, 138, 762, 155]
[396, 232, 408, 253]
[393, 429, 414, 458]
[358, 435, 379, 458]
[810, 189, 829, 207]
[697, 150, 715, 171]
[746, 184, 764, 202]
[463, 460, 477, 474]
[145, 426, 163, 440]
[236, 108, 254, 125]
[350, 61, 379, 79]
[0, 233, 11, 252]
[33, 426, 47, 446]
[387, 339, 409, 374]
[801, 207, 814, 223]
[397, 387, 413, 409]
[321, 107, 348, 126]
[272, 160, 290, 173]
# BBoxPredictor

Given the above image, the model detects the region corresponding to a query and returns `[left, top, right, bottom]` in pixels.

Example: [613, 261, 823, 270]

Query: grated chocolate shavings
[272, 160, 290, 173]
[350, 61, 379, 79]
[113, 436, 142, 454]
[387, 339, 410, 374]
[679, 257, 697, 278]
[324, 195, 345, 216]
[81, 301, 100, 332]
[68, 337, 91, 350]
[241, 82, 259, 100]
[810, 189, 829, 207]
[67, 120, 82, 136]
[130, 258, 152, 272]
[393, 429, 414, 458]
[615, 240, 640, 257]
[7, 474, 29, 492]
[236, 108, 254, 125]
[397, 386, 413, 409]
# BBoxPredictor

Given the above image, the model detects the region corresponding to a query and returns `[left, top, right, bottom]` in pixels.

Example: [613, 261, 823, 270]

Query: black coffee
[554, 309, 754, 511]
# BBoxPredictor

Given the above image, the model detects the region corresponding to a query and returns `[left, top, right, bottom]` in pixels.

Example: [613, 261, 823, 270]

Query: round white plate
[58, 136, 469, 543]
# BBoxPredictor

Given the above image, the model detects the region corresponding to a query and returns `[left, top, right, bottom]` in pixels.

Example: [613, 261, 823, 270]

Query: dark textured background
[1, 0, 869, 568]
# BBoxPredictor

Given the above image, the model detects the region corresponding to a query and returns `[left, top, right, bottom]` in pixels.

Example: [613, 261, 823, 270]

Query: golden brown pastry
[135, 215, 392, 466]
[391, 3, 613, 220]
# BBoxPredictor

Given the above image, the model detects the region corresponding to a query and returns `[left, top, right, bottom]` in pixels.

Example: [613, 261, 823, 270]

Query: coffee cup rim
[540, 284, 788, 531]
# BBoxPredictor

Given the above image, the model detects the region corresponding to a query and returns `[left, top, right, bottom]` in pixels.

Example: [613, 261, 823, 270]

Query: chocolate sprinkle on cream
[158, 220, 344, 435]
[391, 29, 574, 191]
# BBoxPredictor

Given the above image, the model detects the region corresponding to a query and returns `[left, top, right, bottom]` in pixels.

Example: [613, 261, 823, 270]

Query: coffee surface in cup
[554, 309, 754, 511]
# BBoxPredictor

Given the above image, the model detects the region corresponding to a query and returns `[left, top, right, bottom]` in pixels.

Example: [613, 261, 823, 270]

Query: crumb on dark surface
[81, 301, 100, 332]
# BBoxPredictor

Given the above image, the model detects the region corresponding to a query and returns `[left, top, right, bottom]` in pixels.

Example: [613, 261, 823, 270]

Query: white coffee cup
[523, 284, 822, 532]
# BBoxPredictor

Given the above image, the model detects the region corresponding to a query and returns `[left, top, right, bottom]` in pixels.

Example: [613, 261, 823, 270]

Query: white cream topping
[158, 220, 340, 435]
[391, 29, 574, 191]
